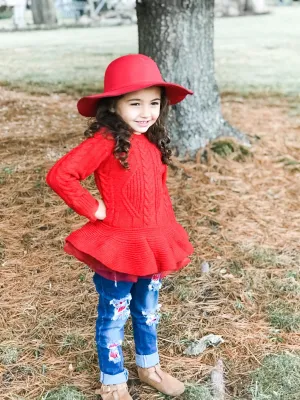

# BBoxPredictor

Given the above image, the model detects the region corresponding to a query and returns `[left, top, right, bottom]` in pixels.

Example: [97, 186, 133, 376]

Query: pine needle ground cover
[0, 87, 299, 399]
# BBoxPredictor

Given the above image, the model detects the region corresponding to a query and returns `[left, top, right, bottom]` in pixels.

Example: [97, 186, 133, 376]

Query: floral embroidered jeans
[93, 273, 162, 385]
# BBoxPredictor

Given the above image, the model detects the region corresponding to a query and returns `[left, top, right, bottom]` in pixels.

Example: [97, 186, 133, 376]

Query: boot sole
[139, 377, 185, 396]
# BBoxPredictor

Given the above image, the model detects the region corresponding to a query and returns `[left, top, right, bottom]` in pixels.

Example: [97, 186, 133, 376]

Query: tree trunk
[31, 0, 43, 24]
[136, 0, 248, 157]
[31, 0, 57, 25]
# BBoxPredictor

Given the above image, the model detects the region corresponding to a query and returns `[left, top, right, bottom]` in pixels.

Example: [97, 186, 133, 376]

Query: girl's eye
[151, 102, 160, 106]
[130, 103, 140, 106]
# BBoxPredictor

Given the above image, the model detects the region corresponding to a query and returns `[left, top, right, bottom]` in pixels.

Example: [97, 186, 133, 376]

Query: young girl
[46, 54, 193, 400]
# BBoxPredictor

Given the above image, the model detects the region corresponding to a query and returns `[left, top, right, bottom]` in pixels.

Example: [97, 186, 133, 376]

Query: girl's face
[115, 86, 161, 134]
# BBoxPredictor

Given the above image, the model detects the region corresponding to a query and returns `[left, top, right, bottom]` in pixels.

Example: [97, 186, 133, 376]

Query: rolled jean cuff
[136, 352, 159, 368]
[100, 368, 128, 384]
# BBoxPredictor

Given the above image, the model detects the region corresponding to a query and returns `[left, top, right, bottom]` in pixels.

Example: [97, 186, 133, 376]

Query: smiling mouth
[135, 121, 150, 124]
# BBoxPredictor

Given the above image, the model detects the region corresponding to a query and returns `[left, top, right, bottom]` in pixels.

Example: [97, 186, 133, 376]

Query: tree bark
[136, 0, 248, 157]
[31, 0, 57, 25]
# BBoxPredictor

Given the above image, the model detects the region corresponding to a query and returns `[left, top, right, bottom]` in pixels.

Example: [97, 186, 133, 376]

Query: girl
[46, 54, 193, 400]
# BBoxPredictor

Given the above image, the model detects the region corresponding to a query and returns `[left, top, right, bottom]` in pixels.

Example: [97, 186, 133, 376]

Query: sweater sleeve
[46, 133, 113, 222]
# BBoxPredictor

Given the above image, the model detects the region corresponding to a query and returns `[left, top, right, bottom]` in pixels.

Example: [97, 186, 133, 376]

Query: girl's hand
[95, 199, 106, 220]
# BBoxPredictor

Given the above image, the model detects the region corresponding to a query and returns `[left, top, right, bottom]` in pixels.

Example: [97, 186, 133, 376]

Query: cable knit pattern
[121, 167, 143, 218]
[46, 129, 194, 278]
[137, 138, 152, 226]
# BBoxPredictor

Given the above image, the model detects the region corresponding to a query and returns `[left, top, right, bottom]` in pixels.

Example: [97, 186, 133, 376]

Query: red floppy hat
[77, 54, 193, 117]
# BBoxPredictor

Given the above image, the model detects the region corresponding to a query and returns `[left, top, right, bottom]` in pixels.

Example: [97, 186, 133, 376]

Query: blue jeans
[93, 273, 162, 385]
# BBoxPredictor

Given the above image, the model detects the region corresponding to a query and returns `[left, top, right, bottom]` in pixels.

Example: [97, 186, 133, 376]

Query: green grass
[242, 246, 297, 269]
[0, 26, 135, 96]
[0, 346, 19, 364]
[249, 353, 300, 400]
[60, 333, 87, 352]
[0, 240, 5, 263]
[210, 139, 251, 161]
[0, 47, 113, 96]
[183, 384, 214, 400]
[0, 76, 104, 97]
[41, 386, 86, 400]
[226, 260, 244, 277]
[268, 301, 300, 332]
[174, 283, 193, 301]
[270, 276, 300, 296]
[159, 383, 214, 400]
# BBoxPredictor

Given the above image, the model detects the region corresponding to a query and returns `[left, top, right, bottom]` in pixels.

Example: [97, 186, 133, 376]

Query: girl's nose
[140, 106, 151, 118]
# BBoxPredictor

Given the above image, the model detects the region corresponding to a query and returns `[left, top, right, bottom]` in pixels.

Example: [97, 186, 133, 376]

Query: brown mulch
[0, 87, 300, 399]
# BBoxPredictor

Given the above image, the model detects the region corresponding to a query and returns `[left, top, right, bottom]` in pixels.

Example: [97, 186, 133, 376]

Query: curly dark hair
[84, 87, 171, 169]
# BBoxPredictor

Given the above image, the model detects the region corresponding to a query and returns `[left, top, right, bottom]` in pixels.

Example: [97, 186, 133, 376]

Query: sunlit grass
[249, 353, 300, 400]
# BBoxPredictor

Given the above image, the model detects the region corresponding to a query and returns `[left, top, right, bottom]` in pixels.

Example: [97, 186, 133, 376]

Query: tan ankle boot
[137, 364, 185, 396]
[95, 383, 132, 400]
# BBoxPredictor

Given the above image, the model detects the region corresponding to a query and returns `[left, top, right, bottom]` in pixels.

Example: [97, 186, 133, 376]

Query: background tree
[31, 0, 57, 25]
[136, 0, 248, 157]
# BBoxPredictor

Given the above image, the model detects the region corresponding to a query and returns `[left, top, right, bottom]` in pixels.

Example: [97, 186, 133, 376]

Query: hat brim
[77, 82, 193, 117]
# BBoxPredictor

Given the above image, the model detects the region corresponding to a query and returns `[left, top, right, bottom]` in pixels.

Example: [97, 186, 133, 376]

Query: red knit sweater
[46, 129, 193, 281]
